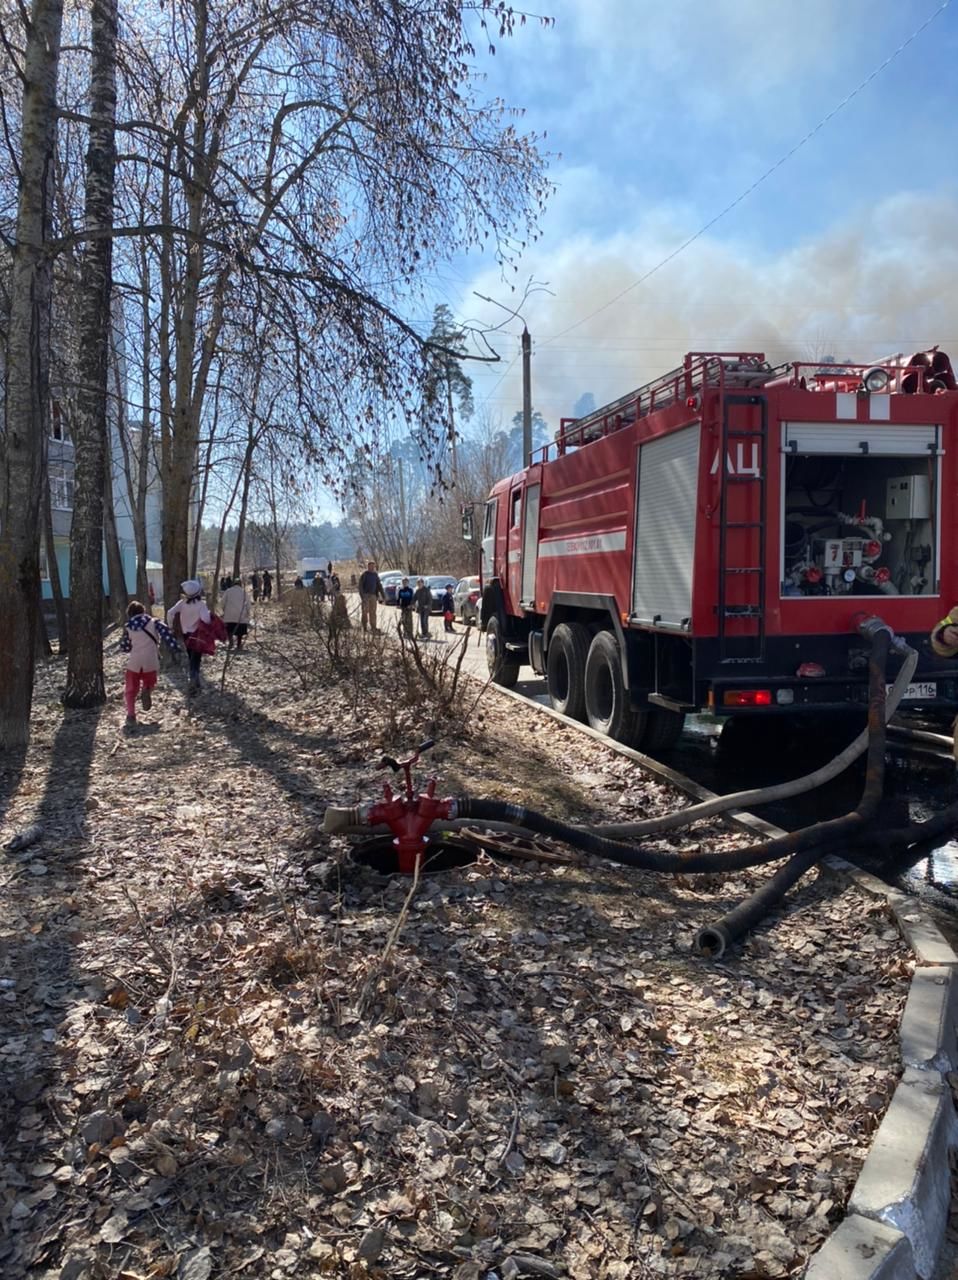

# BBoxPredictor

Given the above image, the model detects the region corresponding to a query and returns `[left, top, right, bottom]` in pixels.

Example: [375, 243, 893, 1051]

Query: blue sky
[418, 0, 958, 437]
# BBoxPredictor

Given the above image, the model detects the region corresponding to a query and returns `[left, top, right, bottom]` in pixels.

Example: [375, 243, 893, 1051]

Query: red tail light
[722, 689, 772, 707]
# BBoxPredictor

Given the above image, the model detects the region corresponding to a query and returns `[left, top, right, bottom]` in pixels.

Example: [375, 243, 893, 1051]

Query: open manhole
[351, 828, 577, 875]
[351, 835, 479, 874]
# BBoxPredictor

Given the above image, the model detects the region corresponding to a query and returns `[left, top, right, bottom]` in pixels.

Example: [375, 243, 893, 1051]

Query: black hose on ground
[693, 628, 891, 957]
[693, 847, 824, 958]
[455, 628, 901, 885]
[453, 792, 855, 874]
[593, 632, 916, 841]
[853, 792, 958, 859]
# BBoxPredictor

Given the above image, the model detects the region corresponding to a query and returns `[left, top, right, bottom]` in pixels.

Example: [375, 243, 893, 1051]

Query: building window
[49, 460, 74, 510]
[51, 401, 70, 442]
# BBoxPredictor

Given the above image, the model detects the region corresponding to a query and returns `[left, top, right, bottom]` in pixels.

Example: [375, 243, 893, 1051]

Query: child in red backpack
[166, 578, 227, 694]
[120, 601, 180, 731]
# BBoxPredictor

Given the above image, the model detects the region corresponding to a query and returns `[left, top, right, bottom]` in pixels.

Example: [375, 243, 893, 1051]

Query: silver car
[453, 575, 481, 623]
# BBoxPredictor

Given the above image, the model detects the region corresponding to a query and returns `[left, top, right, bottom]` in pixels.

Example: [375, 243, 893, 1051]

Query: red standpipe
[365, 740, 457, 873]
[367, 785, 456, 873]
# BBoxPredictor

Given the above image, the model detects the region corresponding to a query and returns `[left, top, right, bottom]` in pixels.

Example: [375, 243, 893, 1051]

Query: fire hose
[693, 625, 890, 957]
[594, 614, 916, 840]
[322, 619, 912, 954]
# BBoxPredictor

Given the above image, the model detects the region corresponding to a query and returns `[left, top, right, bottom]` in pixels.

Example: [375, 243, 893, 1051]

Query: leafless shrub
[255, 601, 476, 733]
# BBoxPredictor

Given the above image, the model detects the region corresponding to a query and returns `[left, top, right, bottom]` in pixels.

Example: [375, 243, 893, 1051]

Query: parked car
[426, 574, 458, 613]
[380, 571, 406, 604]
[453, 575, 481, 623]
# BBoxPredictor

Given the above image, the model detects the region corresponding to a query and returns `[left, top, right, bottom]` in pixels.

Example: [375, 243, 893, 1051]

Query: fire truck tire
[546, 622, 590, 721]
[485, 616, 520, 688]
[641, 708, 686, 753]
[584, 630, 646, 747]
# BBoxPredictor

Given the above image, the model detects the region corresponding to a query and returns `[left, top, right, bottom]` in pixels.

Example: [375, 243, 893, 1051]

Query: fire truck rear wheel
[642, 708, 686, 753]
[583, 630, 647, 747]
[547, 622, 591, 720]
[486, 616, 520, 688]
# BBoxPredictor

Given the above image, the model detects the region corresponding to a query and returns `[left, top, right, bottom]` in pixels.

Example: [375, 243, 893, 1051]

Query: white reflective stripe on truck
[538, 531, 627, 557]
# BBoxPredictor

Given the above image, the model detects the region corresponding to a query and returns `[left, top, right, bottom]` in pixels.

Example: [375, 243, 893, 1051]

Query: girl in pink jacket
[119, 601, 179, 731]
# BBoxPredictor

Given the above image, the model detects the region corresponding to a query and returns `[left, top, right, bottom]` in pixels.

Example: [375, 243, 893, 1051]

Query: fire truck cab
[479, 349, 958, 751]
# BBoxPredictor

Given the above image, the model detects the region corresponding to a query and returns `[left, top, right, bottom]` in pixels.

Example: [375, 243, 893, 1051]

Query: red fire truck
[475, 348, 958, 751]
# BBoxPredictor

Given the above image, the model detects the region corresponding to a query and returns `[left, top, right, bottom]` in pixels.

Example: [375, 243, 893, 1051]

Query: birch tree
[62, 0, 118, 707]
[0, 0, 65, 749]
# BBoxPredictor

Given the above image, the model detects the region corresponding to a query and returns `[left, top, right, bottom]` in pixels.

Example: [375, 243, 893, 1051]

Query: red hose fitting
[368, 788, 457, 872]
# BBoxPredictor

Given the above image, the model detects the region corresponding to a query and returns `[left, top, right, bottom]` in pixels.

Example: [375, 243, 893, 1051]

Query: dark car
[379, 571, 406, 605]
[453, 575, 481, 623]
[426, 575, 458, 613]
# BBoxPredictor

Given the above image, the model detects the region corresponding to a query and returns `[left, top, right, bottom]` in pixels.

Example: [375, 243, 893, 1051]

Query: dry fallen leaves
[0, 613, 911, 1278]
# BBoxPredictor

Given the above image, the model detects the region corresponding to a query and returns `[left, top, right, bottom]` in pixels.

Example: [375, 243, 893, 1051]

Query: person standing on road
[413, 577, 432, 638]
[441, 584, 456, 633]
[251, 571, 261, 603]
[119, 601, 180, 732]
[359, 561, 385, 633]
[396, 577, 414, 638]
[221, 577, 252, 651]
[262, 569, 273, 602]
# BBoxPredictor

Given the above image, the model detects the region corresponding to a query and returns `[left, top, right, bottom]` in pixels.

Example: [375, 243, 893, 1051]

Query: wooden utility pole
[521, 325, 532, 466]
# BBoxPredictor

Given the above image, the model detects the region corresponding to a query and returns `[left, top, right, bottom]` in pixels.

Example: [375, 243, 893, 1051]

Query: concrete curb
[481, 682, 958, 1278]
[802, 879, 958, 1279]
[848, 1068, 958, 1278]
[804, 1215, 916, 1280]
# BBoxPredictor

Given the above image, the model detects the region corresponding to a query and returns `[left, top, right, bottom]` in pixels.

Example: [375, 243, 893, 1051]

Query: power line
[540, 0, 952, 347]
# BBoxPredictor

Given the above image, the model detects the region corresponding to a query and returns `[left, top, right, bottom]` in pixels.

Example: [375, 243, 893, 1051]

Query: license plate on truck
[887, 682, 938, 700]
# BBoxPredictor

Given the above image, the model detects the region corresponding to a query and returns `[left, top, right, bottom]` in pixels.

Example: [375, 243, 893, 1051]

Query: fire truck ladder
[718, 394, 768, 664]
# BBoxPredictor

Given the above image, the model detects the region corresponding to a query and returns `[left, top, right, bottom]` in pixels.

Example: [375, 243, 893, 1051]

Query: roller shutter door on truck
[781, 422, 939, 455]
[632, 425, 699, 627]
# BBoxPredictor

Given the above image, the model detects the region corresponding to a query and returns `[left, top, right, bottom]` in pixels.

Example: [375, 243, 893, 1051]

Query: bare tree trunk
[162, 0, 209, 605]
[232, 425, 257, 580]
[103, 436, 127, 621]
[190, 387, 220, 579]
[63, 0, 117, 707]
[36, 596, 52, 657]
[112, 316, 148, 602]
[42, 461, 69, 653]
[135, 254, 152, 599]
[157, 153, 175, 606]
[0, 0, 65, 749]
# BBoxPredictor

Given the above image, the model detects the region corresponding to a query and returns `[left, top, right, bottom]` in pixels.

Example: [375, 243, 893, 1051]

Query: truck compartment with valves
[477, 349, 958, 749]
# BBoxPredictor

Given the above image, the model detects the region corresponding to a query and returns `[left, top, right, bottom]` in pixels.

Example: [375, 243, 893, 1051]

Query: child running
[166, 578, 212, 694]
[119, 601, 180, 732]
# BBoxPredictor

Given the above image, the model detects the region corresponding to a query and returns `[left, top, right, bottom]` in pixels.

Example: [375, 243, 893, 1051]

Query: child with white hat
[166, 580, 212, 694]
